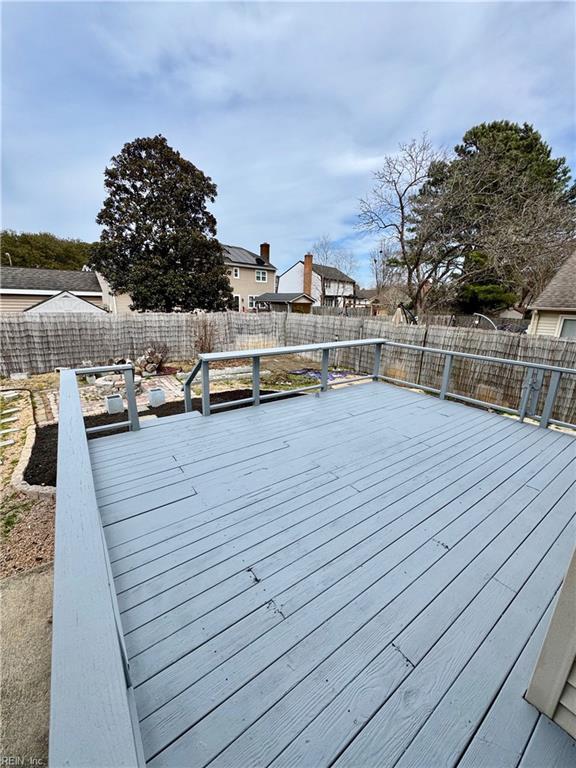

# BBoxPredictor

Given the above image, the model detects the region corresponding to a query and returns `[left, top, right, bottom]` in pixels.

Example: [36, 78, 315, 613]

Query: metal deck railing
[68, 339, 576, 435]
[182, 338, 576, 430]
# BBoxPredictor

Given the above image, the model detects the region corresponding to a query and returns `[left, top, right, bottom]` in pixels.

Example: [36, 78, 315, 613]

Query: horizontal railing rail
[50, 369, 143, 766]
[183, 339, 386, 417]
[72, 363, 140, 434]
[183, 338, 576, 429]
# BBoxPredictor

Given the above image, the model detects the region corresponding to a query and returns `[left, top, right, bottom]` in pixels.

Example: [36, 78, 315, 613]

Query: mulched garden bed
[24, 389, 289, 488]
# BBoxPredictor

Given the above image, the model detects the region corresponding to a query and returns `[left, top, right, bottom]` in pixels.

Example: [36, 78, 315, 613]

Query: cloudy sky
[2, 1, 575, 285]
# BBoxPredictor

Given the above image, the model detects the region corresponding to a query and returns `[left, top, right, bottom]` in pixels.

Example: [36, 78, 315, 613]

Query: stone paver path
[33, 375, 184, 426]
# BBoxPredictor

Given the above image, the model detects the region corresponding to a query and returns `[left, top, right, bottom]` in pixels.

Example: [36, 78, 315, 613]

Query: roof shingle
[0, 266, 101, 293]
[311, 264, 355, 283]
[529, 252, 576, 310]
[256, 292, 314, 303]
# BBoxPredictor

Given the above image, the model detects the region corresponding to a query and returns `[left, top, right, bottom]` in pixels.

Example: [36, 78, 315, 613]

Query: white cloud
[2, 1, 575, 287]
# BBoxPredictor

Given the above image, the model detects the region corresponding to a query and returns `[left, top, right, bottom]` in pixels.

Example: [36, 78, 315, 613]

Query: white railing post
[253, 356, 261, 405]
[201, 360, 211, 416]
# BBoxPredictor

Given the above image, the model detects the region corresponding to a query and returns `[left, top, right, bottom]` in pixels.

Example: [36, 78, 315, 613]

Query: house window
[255, 270, 267, 283]
[559, 318, 576, 338]
[231, 267, 240, 279]
[231, 295, 240, 311]
[248, 295, 257, 309]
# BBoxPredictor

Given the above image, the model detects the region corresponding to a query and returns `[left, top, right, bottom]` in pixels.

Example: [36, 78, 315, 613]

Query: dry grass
[0, 390, 55, 578]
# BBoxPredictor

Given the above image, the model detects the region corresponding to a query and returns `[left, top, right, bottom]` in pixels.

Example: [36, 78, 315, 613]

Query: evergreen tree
[1, 230, 94, 270]
[89, 135, 233, 312]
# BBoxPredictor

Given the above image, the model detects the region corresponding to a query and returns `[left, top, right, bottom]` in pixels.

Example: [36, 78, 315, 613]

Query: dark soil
[24, 389, 286, 488]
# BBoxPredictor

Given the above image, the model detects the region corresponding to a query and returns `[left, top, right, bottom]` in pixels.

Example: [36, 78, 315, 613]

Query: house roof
[312, 264, 355, 283]
[0, 266, 101, 293]
[356, 288, 379, 301]
[222, 245, 276, 271]
[529, 252, 576, 311]
[256, 292, 314, 303]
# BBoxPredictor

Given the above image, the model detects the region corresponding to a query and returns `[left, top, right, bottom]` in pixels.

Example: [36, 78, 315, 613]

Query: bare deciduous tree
[360, 131, 575, 314]
[311, 234, 358, 278]
[358, 135, 462, 312]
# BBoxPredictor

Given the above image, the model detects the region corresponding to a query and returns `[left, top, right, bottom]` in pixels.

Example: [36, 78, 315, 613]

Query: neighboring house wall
[277, 263, 324, 305]
[528, 310, 576, 338]
[0, 293, 104, 313]
[96, 275, 133, 313]
[228, 266, 276, 311]
[322, 278, 354, 304]
[26, 292, 107, 314]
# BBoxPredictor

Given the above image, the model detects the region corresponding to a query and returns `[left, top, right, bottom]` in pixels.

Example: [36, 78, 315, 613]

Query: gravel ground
[1, 493, 55, 579]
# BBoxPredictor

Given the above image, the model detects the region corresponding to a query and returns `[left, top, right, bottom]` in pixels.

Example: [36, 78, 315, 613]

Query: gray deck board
[88, 381, 576, 767]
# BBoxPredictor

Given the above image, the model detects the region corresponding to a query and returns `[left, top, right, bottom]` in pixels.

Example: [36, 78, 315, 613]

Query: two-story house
[223, 243, 277, 311]
[0, 243, 277, 314]
[277, 253, 356, 307]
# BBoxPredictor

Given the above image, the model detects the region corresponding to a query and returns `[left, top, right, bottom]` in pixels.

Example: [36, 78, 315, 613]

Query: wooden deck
[88, 381, 576, 767]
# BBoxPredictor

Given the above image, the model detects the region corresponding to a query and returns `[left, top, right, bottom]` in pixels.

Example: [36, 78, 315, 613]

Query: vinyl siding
[228, 265, 277, 311]
[0, 293, 104, 313]
[557, 667, 576, 738]
[527, 310, 576, 337]
[526, 547, 576, 739]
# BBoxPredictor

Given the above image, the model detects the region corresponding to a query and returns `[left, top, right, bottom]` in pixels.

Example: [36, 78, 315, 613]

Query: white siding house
[277, 254, 356, 307]
[25, 291, 107, 314]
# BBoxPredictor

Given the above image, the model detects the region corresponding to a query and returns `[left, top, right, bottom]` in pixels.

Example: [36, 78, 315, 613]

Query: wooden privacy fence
[1, 311, 575, 423]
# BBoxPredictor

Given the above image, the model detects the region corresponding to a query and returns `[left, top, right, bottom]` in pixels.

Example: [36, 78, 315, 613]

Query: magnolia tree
[90, 135, 233, 312]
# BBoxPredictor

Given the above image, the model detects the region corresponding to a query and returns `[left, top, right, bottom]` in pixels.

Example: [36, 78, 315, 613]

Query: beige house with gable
[0, 243, 277, 314]
[222, 243, 277, 311]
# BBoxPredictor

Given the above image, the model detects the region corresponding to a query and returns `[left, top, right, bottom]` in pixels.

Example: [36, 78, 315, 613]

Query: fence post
[439, 354, 453, 400]
[373, 343, 383, 381]
[123, 368, 140, 431]
[540, 371, 561, 429]
[253, 356, 261, 405]
[201, 360, 211, 416]
[320, 348, 330, 392]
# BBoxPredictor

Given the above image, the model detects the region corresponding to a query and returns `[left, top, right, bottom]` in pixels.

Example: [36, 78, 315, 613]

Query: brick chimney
[303, 253, 313, 297]
[260, 242, 270, 263]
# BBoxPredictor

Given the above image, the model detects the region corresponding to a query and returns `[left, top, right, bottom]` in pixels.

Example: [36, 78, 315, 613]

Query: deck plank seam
[112, 472, 342, 579]
[89, 384, 422, 465]
[90, 395, 475, 484]
[120, 427, 566, 653]
[107, 466, 334, 564]
[117, 419, 522, 616]
[323, 540, 568, 768]
[113, 419, 503, 593]
[131, 441, 569, 712]
[121, 432, 568, 648]
[388, 565, 568, 768]
[132, 445, 574, 746]
[452, 603, 558, 767]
